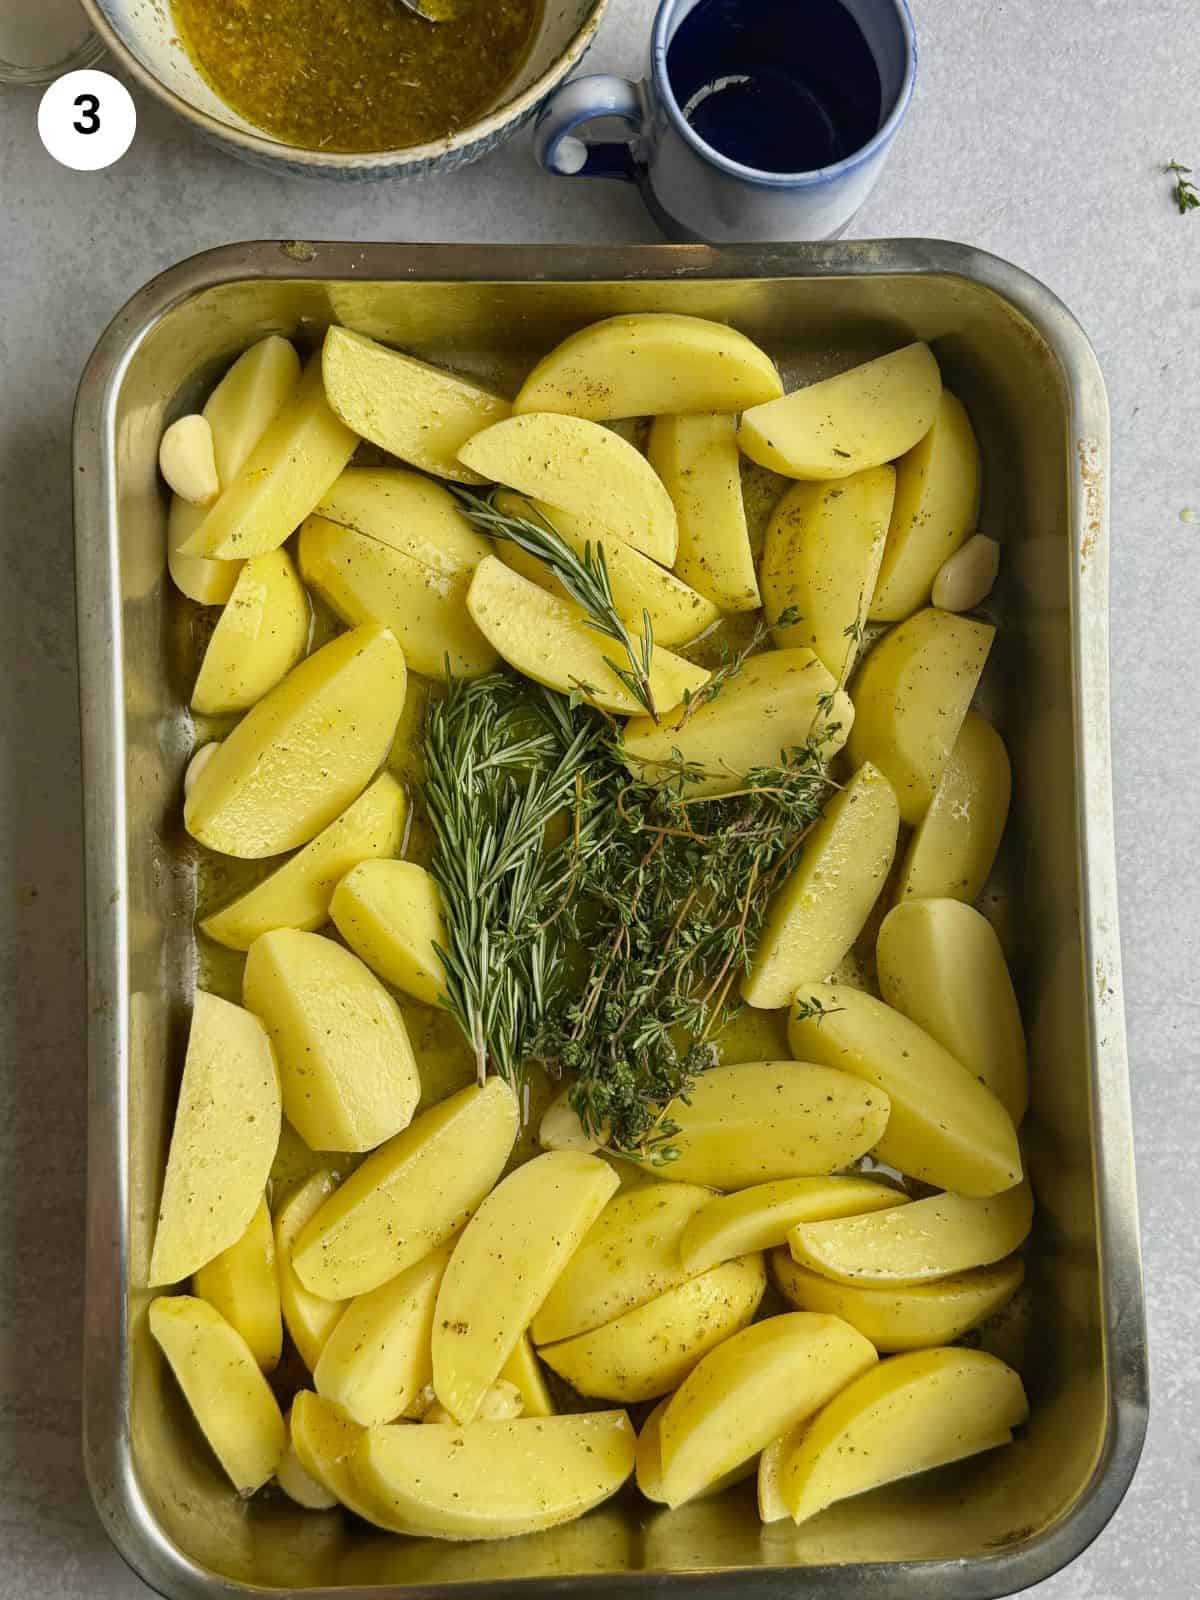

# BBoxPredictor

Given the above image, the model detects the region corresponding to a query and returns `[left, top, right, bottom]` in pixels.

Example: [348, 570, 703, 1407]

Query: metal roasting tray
[73, 241, 1148, 1600]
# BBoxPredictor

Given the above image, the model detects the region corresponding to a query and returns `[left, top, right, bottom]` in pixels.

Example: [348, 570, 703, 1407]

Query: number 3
[73, 93, 101, 135]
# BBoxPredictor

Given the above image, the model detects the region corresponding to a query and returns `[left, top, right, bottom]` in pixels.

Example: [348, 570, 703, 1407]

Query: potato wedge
[277, 1408, 338, 1509]
[788, 984, 1022, 1196]
[646, 413, 760, 612]
[292, 1078, 518, 1300]
[659, 1312, 878, 1506]
[289, 1390, 406, 1527]
[847, 607, 994, 824]
[537, 1255, 766, 1402]
[760, 468, 895, 677]
[895, 711, 1011, 903]
[168, 334, 301, 604]
[305, 467, 497, 677]
[149, 1295, 286, 1494]
[789, 1182, 1033, 1286]
[870, 391, 982, 621]
[200, 774, 407, 952]
[314, 1241, 452, 1425]
[244, 928, 420, 1153]
[531, 1182, 714, 1346]
[622, 648, 852, 800]
[330, 860, 447, 1007]
[433, 1152, 620, 1423]
[538, 1088, 606, 1154]
[513, 313, 782, 420]
[185, 624, 407, 858]
[680, 1177, 907, 1275]
[149, 991, 281, 1285]
[458, 414, 678, 565]
[190, 548, 311, 715]
[742, 763, 899, 1008]
[636, 1398, 756, 1505]
[878, 899, 1028, 1124]
[274, 1173, 347, 1373]
[466, 555, 708, 717]
[738, 343, 942, 481]
[779, 1347, 1029, 1524]
[352, 1411, 636, 1541]
[423, 1380, 523, 1426]
[500, 1334, 555, 1418]
[192, 1196, 282, 1373]
[661, 1062, 890, 1189]
[182, 354, 359, 560]
[321, 326, 509, 483]
[491, 491, 720, 647]
[772, 1248, 1025, 1352]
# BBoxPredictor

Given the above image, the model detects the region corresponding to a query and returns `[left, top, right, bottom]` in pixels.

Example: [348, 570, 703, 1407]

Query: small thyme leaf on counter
[1166, 159, 1199, 214]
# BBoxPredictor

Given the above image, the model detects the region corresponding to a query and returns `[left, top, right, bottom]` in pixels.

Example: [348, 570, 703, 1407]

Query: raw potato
[757, 1435, 790, 1522]
[878, 898, 1028, 1124]
[742, 763, 899, 1009]
[513, 312, 783, 419]
[185, 624, 407, 859]
[243, 928, 420, 1154]
[274, 1173, 347, 1373]
[895, 711, 1011, 902]
[149, 1295, 286, 1494]
[458, 414, 678, 565]
[760, 467, 895, 676]
[168, 334, 301, 605]
[292, 1078, 519, 1300]
[491, 490, 721, 647]
[661, 1062, 891, 1189]
[646, 413, 760, 612]
[330, 860, 448, 1007]
[788, 984, 1022, 1197]
[738, 343, 942, 481]
[321, 326, 510, 483]
[680, 1177, 908, 1275]
[200, 774, 407, 952]
[192, 1196, 282, 1373]
[659, 1313, 878, 1507]
[289, 1390, 399, 1527]
[870, 391, 982, 621]
[772, 1248, 1025, 1352]
[847, 607, 995, 824]
[467, 555, 709, 717]
[788, 1182, 1033, 1285]
[636, 1398, 756, 1505]
[149, 991, 281, 1286]
[190, 548, 310, 716]
[314, 1242, 452, 1425]
[351, 1412, 636, 1541]
[277, 1409, 338, 1510]
[181, 354, 359, 561]
[305, 467, 497, 677]
[500, 1334, 555, 1418]
[160, 414, 219, 506]
[433, 1152, 620, 1423]
[779, 1347, 1029, 1524]
[531, 1182, 715, 1346]
[538, 1088, 606, 1154]
[537, 1255, 767, 1403]
[424, 1380, 523, 1426]
[622, 649, 852, 800]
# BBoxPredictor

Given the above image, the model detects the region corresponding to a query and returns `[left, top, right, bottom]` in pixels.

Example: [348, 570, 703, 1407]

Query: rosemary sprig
[1166, 159, 1199, 214]
[452, 489, 658, 720]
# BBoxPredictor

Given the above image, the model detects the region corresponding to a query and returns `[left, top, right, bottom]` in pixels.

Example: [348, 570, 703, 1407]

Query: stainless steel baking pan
[74, 240, 1147, 1599]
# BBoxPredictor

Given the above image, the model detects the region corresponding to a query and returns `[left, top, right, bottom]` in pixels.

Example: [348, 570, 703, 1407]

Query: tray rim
[72, 238, 1147, 1600]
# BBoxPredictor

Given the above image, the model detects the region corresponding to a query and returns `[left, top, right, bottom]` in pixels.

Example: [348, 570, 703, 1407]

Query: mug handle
[533, 75, 645, 182]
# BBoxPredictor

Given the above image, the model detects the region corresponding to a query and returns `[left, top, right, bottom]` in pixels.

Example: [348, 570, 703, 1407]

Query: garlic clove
[933, 534, 1000, 613]
[184, 741, 222, 799]
[160, 414, 220, 507]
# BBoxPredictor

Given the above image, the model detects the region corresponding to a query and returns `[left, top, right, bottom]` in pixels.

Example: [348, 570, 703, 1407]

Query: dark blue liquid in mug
[666, 0, 883, 174]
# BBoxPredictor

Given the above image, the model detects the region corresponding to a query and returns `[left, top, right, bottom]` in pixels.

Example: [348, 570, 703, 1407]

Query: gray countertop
[0, 2, 1197, 1595]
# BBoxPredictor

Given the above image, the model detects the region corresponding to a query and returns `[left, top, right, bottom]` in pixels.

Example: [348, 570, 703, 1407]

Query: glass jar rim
[0, 28, 105, 88]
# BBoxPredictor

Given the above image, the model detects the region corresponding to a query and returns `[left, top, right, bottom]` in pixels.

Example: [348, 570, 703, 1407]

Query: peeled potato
[680, 1176, 907, 1275]
[273, 1173, 347, 1374]
[895, 711, 1011, 903]
[636, 1397, 756, 1506]
[878, 898, 1028, 1124]
[289, 1390, 400, 1527]
[513, 313, 782, 420]
[742, 763, 899, 1008]
[500, 1334, 555, 1419]
[330, 860, 448, 1007]
[321, 326, 509, 483]
[779, 1347, 1029, 1524]
[277, 1408, 338, 1509]
[772, 1248, 1025, 1352]
[847, 607, 994, 824]
[192, 1196, 282, 1373]
[738, 343, 942, 481]
[190, 548, 310, 715]
[647, 413, 760, 612]
[788, 985, 1022, 1197]
[423, 1380, 523, 1426]
[760, 467, 895, 676]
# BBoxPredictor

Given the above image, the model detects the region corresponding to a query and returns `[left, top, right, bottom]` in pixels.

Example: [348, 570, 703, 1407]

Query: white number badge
[38, 69, 136, 171]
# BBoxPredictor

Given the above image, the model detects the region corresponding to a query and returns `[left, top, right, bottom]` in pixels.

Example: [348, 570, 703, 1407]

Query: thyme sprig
[1166, 159, 1199, 214]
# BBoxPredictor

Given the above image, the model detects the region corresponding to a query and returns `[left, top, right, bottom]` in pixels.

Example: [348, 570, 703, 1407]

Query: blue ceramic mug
[533, 0, 916, 241]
